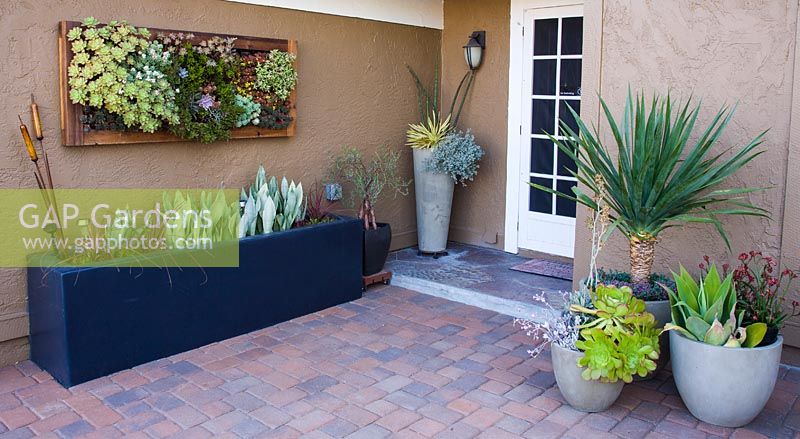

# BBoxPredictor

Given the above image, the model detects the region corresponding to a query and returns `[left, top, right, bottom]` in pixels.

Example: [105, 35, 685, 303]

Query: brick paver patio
[0, 286, 798, 438]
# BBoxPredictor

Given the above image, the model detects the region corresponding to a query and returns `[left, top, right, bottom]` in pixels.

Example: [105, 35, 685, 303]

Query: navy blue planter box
[28, 217, 363, 387]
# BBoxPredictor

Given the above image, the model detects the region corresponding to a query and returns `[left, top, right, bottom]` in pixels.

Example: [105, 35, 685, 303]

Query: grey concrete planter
[670, 331, 782, 427]
[645, 300, 671, 328]
[413, 148, 454, 253]
[636, 300, 671, 380]
[551, 343, 624, 412]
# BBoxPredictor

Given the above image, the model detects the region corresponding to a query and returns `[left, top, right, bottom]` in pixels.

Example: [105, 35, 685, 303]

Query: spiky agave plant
[532, 90, 767, 284]
[406, 112, 451, 149]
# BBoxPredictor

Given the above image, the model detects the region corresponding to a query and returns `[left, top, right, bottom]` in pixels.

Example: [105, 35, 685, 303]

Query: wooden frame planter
[58, 21, 298, 146]
[28, 218, 362, 387]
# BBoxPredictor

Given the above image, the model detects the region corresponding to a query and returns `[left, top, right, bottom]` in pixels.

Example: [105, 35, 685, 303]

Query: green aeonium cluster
[570, 284, 660, 383]
[255, 49, 297, 101]
[67, 17, 178, 133]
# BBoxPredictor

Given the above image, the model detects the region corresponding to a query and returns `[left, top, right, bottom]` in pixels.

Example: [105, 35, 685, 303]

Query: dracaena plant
[532, 90, 768, 285]
[570, 284, 660, 383]
[662, 264, 767, 348]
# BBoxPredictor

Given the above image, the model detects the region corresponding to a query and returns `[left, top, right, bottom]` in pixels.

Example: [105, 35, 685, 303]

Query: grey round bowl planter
[413, 148, 454, 253]
[551, 343, 624, 412]
[670, 331, 782, 427]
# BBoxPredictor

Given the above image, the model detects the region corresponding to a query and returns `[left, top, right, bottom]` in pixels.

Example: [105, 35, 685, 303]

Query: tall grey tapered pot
[413, 148, 454, 253]
[670, 331, 782, 427]
[551, 343, 624, 412]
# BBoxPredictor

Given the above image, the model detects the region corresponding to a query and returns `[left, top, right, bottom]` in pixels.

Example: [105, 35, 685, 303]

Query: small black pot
[759, 326, 780, 347]
[363, 223, 392, 275]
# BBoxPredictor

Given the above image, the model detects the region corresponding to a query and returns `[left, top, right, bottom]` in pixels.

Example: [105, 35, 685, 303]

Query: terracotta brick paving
[0, 285, 798, 438]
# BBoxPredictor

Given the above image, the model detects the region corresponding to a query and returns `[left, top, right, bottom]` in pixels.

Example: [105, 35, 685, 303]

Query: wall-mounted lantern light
[463, 31, 486, 70]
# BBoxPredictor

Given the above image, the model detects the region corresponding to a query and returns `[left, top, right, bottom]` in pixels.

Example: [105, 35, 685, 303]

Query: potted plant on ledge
[405, 67, 484, 257]
[329, 146, 410, 275]
[663, 264, 779, 427]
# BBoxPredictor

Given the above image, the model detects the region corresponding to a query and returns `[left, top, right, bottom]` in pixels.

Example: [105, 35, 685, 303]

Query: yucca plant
[532, 90, 767, 284]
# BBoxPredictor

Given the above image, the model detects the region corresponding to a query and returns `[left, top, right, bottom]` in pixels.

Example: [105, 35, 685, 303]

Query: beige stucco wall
[778, 2, 800, 346]
[0, 0, 440, 365]
[441, 0, 510, 249]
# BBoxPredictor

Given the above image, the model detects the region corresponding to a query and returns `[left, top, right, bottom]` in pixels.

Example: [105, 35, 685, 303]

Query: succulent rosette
[67, 17, 177, 133]
[570, 284, 661, 383]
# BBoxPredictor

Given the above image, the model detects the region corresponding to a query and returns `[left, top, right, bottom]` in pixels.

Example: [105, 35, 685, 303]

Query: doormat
[510, 258, 573, 281]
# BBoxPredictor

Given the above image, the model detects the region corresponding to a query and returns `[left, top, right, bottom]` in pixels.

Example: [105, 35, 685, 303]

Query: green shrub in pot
[328, 146, 411, 275]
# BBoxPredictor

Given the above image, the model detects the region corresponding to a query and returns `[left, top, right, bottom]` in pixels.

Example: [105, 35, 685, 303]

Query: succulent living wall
[66, 17, 297, 143]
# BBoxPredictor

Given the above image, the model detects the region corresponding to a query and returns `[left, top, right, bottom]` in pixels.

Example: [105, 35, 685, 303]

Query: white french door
[516, 5, 583, 258]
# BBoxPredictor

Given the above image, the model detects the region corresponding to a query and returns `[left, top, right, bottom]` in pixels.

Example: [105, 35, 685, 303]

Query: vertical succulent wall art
[59, 17, 298, 146]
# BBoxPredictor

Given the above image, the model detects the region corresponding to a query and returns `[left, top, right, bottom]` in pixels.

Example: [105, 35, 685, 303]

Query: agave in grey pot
[670, 332, 781, 427]
[665, 265, 778, 427]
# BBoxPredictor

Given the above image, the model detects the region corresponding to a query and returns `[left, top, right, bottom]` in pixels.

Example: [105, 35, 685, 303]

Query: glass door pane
[529, 16, 582, 218]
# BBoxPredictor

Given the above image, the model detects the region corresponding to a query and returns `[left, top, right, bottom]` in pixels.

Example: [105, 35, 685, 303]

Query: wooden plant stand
[363, 270, 392, 290]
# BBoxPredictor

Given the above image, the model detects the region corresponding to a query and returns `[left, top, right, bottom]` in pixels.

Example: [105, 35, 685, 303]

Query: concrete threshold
[392, 274, 559, 322]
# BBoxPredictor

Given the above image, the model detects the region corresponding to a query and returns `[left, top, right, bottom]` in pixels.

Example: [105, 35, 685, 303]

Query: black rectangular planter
[28, 217, 363, 387]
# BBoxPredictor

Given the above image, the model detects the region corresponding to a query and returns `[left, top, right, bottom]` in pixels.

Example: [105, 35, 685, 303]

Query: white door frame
[504, 0, 584, 254]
